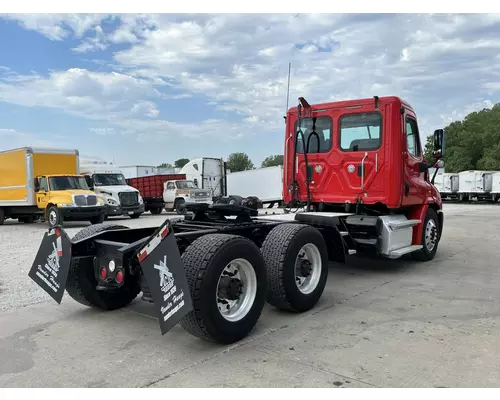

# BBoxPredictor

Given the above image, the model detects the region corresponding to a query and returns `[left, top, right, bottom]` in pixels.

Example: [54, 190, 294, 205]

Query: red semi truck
[28, 95, 445, 346]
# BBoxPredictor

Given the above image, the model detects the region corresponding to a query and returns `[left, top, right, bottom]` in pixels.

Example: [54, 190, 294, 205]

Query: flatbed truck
[28, 95, 445, 345]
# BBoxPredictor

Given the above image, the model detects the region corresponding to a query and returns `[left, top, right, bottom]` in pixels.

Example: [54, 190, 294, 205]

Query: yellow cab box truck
[0, 147, 106, 227]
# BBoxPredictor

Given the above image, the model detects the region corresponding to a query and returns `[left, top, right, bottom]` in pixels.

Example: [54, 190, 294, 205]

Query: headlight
[139, 195, 144, 204]
[97, 198, 104, 205]
[107, 198, 118, 205]
[59, 203, 75, 208]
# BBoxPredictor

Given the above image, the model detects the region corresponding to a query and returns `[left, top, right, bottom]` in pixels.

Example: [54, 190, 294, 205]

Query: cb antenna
[283, 62, 291, 121]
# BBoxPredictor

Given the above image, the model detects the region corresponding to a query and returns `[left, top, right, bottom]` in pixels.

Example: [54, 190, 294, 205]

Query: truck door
[401, 111, 429, 206]
[163, 181, 176, 206]
[36, 176, 49, 209]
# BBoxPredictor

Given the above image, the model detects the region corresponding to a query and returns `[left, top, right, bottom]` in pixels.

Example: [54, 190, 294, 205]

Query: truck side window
[405, 117, 421, 158]
[295, 116, 332, 154]
[167, 182, 175, 190]
[39, 177, 48, 191]
[339, 112, 382, 152]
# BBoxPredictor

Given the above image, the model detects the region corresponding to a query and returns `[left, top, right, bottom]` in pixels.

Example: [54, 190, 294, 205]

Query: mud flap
[137, 219, 193, 335]
[28, 226, 72, 304]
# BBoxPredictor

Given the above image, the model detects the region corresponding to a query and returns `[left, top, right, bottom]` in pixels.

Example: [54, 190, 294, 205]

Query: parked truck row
[0, 147, 285, 227]
[431, 169, 500, 202]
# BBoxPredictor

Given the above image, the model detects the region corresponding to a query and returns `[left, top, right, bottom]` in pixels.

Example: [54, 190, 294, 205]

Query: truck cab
[35, 174, 106, 227]
[163, 179, 213, 214]
[284, 95, 445, 260]
[80, 163, 145, 219]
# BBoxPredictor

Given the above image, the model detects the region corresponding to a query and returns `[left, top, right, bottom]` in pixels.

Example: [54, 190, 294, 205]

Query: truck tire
[89, 214, 105, 225]
[411, 208, 440, 262]
[150, 207, 162, 215]
[175, 198, 186, 214]
[0, 208, 5, 225]
[66, 224, 140, 309]
[261, 223, 329, 313]
[228, 195, 243, 206]
[179, 233, 268, 344]
[47, 205, 63, 228]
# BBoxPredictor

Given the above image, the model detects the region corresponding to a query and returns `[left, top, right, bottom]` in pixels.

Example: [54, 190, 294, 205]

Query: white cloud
[0, 67, 162, 121]
[1, 13, 500, 160]
[1, 13, 108, 40]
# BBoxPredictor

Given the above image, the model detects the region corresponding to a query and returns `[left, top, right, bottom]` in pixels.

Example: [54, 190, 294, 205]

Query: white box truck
[225, 166, 283, 207]
[432, 171, 459, 200]
[458, 170, 494, 201]
[119, 165, 158, 180]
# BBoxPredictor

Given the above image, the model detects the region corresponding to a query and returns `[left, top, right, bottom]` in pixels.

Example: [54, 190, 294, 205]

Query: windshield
[93, 173, 127, 186]
[339, 112, 382, 152]
[49, 176, 89, 191]
[176, 181, 197, 189]
[295, 116, 332, 154]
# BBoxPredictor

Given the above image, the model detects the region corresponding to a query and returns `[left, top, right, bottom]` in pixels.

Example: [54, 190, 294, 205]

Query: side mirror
[433, 129, 444, 158]
[436, 159, 445, 169]
[34, 178, 40, 192]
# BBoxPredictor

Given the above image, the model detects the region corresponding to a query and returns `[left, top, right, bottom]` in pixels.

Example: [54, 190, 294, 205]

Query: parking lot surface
[1, 204, 500, 388]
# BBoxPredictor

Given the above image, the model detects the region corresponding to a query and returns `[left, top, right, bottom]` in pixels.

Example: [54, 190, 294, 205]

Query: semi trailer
[0, 147, 106, 227]
[28, 95, 445, 345]
[458, 170, 494, 202]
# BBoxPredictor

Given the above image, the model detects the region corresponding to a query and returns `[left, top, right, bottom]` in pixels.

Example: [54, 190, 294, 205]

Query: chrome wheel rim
[295, 243, 322, 294]
[49, 210, 58, 226]
[425, 219, 438, 252]
[216, 258, 257, 322]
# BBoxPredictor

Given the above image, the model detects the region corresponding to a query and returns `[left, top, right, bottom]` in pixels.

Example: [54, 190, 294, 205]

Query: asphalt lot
[1, 203, 500, 388]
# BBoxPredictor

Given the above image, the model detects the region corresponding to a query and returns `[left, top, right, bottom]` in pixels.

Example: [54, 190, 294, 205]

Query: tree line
[423, 103, 500, 172]
[157, 154, 283, 173]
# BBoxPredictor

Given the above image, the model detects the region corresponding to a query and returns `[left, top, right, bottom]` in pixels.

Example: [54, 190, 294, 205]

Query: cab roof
[287, 95, 414, 114]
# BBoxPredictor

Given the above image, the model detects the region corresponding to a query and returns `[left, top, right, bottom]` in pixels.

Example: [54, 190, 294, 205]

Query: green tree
[440, 103, 500, 172]
[423, 135, 434, 163]
[174, 158, 190, 168]
[157, 162, 173, 168]
[261, 154, 283, 168]
[227, 152, 254, 172]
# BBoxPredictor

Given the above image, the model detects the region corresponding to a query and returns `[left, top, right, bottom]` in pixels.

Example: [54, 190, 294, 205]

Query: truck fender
[408, 204, 429, 246]
[28, 226, 72, 304]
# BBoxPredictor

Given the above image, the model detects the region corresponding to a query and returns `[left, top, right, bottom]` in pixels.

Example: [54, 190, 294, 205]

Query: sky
[0, 13, 499, 167]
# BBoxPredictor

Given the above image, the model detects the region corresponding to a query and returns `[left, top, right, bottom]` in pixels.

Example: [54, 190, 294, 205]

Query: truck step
[354, 238, 377, 246]
[348, 249, 357, 255]
[387, 245, 423, 259]
[345, 215, 378, 227]
[387, 219, 421, 230]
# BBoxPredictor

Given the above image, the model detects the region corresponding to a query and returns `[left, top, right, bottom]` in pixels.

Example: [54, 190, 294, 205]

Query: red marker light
[115, 270, 124, 284]
[100, 267, 107, 280]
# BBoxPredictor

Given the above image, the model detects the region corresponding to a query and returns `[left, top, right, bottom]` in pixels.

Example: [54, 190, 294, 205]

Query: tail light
[115, 270, 124, 284]
[99, 267, 107, 279]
